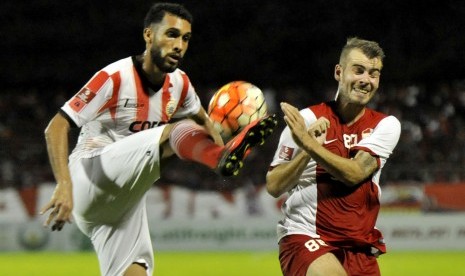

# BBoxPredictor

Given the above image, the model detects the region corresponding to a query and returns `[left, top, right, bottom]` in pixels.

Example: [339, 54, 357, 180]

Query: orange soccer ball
[208, 81, 268, 142]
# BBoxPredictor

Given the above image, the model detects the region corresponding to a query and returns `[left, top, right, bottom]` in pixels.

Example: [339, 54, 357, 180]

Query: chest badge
[165, 98, 177, 119]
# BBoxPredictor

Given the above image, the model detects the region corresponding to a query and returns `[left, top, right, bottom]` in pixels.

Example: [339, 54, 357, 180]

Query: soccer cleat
[216, 114, 278, 176]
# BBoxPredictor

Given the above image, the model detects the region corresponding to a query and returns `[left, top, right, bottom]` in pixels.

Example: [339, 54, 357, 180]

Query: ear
[143, 28, 152, 44]
[334, 64, 342, 81]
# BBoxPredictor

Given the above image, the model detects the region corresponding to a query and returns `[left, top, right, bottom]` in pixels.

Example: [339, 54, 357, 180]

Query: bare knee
[161, 123, 174, 144]
[160, 124, 175, 159]
[307, 253, 347, 276]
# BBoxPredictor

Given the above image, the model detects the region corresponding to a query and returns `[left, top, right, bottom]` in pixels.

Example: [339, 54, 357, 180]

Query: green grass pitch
[1, 251, 464, 275]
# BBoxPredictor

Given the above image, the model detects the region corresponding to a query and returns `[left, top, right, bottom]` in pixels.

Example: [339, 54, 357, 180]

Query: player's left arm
[341, 115, 401, 185]
[190, 106, 224, 146]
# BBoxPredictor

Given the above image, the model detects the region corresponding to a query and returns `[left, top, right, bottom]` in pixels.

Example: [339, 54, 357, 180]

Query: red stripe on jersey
[161, 75, 172, 122]
[133, 67, 149, 121]
[98, 71, 121, 121]
[69, 71, 109, 113]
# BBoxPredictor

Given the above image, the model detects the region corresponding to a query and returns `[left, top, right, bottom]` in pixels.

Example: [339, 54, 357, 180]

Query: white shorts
[70, 126, 166, 276]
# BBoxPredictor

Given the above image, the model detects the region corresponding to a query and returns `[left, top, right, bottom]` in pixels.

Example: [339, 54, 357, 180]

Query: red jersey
[270, 101, 401, 252]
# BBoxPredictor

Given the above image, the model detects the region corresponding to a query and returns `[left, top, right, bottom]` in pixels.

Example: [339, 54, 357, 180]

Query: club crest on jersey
[362, 128, 374, 139]
[165, 98, 177, 118]
[279, 146, 294, 161]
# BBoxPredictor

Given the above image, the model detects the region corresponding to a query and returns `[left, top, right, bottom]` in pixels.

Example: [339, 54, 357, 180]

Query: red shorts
[279, 235, 381, 276]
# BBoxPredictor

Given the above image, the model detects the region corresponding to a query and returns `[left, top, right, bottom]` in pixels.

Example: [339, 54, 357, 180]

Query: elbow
[266, 184, 283, 198]
[44, 125, 52, 141]
[265, 176, 284, 198]
[44, 113, 70, 141]
[44, 121, 58, 143]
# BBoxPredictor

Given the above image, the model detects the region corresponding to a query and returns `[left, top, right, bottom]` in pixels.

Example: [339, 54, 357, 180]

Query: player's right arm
[266, 108, 329, 198]
[266, 151, 312, 198]
[40, 112, 73, 231]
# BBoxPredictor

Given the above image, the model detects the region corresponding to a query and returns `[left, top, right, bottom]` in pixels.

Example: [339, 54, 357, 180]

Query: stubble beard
[150, 48, 182, 73]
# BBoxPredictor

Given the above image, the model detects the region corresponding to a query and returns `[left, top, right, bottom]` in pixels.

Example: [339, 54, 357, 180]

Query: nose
[359, 72, 371, 84]
[173, 37, 185, 53]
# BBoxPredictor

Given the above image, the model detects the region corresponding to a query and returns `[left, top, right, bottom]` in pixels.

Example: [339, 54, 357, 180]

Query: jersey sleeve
[60, 70, 114, 127]
[352, 115, 401, 160]
[270, 108, 317, 167]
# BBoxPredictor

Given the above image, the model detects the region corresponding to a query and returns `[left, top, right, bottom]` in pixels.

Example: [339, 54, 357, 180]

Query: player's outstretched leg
[216, 114, 278, 176]
[169, 114, 277, 177]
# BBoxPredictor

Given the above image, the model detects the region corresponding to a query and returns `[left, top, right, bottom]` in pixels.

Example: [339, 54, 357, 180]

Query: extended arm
[266, 151, 312, 198]
[266, 112, 330, 198]
[40, 112, 74, 231]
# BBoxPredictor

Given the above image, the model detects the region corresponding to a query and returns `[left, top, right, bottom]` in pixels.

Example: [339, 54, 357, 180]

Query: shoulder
[308, 101, 334, 117]
[379, 115, 401, 133]
[100, 56, 134, 75]
[366, 108, 401, 128]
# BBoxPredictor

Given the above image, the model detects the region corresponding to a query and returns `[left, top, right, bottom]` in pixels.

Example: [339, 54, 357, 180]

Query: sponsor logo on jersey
[129, 121, 163, 132]
[123, 99, 145, 108]
[76, 87, 95, 103]
[70, 87, 96, 112]
[323, 138, 338, 145]
[279, 146, 294, 161]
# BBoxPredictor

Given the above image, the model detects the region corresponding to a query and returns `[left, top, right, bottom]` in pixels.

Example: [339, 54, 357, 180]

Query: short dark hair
[339, 37, 385, 66]
[144, 2, 193, 28]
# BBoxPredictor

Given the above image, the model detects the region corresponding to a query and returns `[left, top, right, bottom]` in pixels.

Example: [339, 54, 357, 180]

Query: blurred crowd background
[1, 0, 464, 194]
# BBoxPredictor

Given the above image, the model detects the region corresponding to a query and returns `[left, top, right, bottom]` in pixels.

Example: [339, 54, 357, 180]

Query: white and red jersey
[60, 56, 201, 159]
[270, 101, 401, 252]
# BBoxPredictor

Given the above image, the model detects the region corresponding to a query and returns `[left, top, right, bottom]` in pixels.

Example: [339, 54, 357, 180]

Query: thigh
[71, 126, 166, 224]
[95, 125, 167, 189]
[279, 235, 345, 276]
[90, 200, 154, 276]
[308, 252, 347, 276]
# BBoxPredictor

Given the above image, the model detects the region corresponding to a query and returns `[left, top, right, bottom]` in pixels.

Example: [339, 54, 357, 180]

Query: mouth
[353, 87, 370, 94]
[167, 53, 181, 64]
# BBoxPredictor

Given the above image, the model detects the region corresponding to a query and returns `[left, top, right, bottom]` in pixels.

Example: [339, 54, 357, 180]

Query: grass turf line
[1, 251, 464, 276]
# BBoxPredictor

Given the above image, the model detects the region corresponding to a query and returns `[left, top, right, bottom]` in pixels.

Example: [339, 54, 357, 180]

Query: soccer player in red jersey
[266, 37, 401, 276]
[40, 3, 276, 275]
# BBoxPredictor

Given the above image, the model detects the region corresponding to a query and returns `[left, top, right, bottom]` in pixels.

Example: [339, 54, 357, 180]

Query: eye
[182, 34, 191, 42]
[353, 66, 364, 75]
[165, 28, 181, 38]
[166, 30, 178, 38]
[370, 70, 381, 78]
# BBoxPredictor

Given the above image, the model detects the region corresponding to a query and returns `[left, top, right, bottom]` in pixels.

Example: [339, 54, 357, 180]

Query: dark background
[3, 0, 465, 90]
[1, 0, 465, 192]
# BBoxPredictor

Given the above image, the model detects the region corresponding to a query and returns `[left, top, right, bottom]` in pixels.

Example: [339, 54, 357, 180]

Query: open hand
[281, 102, 330, 148]
[39, 185, 73, 231]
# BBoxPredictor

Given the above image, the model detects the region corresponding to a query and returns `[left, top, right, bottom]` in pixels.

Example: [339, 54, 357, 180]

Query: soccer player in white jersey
[266, 37, 401, 276]
[40, 3, 277, 276]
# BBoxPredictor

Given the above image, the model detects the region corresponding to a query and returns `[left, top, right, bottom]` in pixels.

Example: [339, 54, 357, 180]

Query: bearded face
[150, 47, 183, 73]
